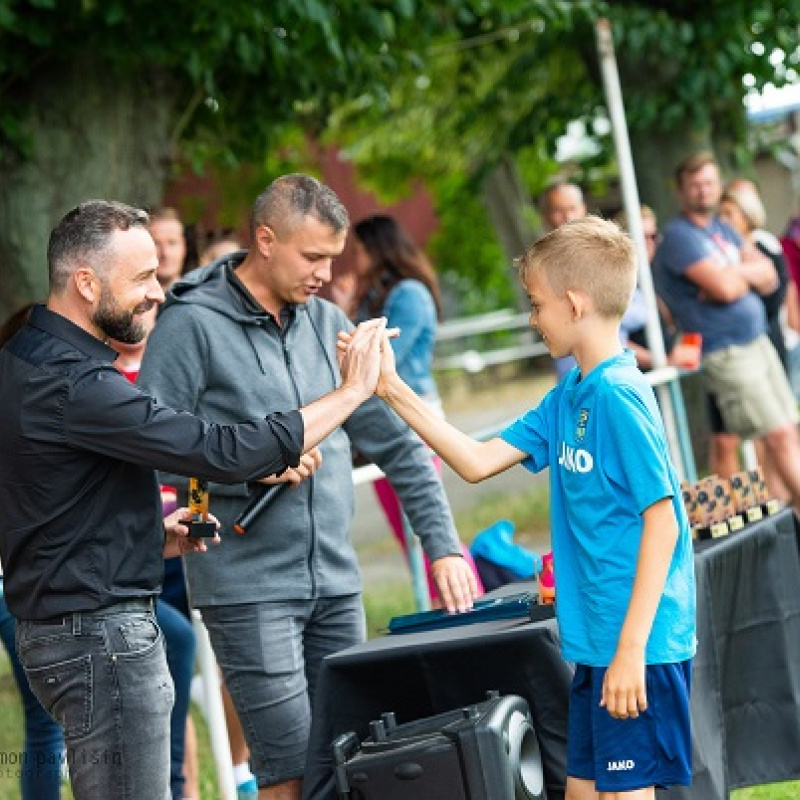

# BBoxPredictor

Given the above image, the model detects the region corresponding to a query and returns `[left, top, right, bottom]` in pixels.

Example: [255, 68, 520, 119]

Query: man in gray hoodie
[138, 174, 478, 800]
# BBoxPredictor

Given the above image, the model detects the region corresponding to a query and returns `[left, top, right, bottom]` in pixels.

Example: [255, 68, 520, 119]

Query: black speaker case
[333, 691, 547, 800]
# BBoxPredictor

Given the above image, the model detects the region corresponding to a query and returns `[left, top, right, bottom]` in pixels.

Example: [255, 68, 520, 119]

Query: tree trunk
[0, 59, 178, 321]
[480, 155, 537, 311]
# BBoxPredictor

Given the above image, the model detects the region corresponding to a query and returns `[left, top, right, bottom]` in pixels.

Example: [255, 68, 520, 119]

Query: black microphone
[233, 482, 290, 535]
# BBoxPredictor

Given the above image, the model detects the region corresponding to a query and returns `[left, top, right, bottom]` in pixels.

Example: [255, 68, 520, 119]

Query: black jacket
[0, 305, 302, 620]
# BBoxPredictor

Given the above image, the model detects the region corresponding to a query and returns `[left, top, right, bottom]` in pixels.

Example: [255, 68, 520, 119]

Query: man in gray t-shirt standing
[654, 151, 800, 510]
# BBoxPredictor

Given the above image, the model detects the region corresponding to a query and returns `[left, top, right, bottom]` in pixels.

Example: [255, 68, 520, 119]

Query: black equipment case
[332, 690, 546, 800]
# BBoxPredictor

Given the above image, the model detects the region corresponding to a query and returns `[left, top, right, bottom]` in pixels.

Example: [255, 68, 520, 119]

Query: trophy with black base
[731, 471, 761, 523]
[694, 477, 730, 540]
[748, 466, 783, 516]
[712, 476, 744, 532]
[682, 482, 702, 540]
[187, 477, 218, 537]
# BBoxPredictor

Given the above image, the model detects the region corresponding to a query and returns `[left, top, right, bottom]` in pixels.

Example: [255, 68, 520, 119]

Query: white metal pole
[192, 610, 237, 800]
[402, 511, 432, 611]
[595, 17, 666, 365]
[595, 17, 695, 482]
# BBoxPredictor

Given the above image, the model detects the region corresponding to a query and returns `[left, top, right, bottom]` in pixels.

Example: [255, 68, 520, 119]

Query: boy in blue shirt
[368, 215, 697, 798]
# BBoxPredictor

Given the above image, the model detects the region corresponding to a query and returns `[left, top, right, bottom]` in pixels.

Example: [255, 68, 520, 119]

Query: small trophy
[712, 476, 744, 532]
[695, 477, 729, 540]
[187, 478, 217, 537]
[732, 471, 761, 523]
[748, 467, 783, 516]
[682, 482, 703, 540]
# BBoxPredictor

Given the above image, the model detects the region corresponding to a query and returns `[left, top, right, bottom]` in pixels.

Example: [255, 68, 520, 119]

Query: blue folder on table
[387, 591, 553, 634]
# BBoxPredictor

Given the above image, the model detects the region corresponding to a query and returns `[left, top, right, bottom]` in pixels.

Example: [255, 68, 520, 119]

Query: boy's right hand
[376, 328, 400, 399]
[337, 318, 387, 400]
[337, 325, 400, 399]
[601, 646, 647, 719]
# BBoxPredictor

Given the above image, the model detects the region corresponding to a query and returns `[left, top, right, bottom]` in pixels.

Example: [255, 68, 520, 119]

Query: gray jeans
[201, 594, 365, 788]
[16, 599, 173, 800]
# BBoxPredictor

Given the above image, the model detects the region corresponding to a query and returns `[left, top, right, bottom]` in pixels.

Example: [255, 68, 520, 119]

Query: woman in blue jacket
[353, 215, 443, 408]
[352, 215, 483, 600]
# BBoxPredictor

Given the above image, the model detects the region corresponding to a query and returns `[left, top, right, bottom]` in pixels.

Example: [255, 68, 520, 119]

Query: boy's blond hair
[516, 215, 637, 319]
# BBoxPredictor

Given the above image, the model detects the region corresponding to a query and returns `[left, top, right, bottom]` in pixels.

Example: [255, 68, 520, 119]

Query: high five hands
[336, 319, 399, 400]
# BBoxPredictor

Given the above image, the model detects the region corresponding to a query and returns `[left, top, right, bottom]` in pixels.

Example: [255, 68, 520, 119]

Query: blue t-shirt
[653, 216, 765, 354]
[500, 350, 696, 667]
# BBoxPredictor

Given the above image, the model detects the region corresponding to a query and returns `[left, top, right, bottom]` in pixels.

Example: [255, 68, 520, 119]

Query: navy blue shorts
[567, 660, 693, 792]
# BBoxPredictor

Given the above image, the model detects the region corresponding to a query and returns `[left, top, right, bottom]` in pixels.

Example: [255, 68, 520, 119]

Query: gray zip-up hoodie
[138, 254, 461, 605]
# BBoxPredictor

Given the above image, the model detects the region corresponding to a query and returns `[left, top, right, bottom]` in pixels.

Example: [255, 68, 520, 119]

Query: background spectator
[654, 152, 800, 509]
[150, 207, 188, 291]
[350, 214, 484, 602]
[617, 205, 707, 372]
[718, 178, 791, 500]
[199, 232, 244, 266]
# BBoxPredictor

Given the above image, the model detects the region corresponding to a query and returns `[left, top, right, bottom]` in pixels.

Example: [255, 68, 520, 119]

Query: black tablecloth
[303, 509, 800, 800]
[678, 508, 800, 799]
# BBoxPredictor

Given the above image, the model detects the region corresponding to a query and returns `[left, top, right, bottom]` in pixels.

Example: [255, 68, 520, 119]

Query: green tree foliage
[329, 1, 800, 231]
[324, 2, 593, 312]
[603, 1, 800, 211]
[0, 0, 508, 166]
[2, 0, 799, 317]
[0, 0, 488, 316]
[427, 173, 513, 316]
[327, 2, 595, 191]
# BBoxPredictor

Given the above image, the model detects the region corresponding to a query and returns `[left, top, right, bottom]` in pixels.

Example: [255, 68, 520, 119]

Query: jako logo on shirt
[575, 408, 589, 442]
[558, 442, 594, 473]
[607, 760, 635, 771]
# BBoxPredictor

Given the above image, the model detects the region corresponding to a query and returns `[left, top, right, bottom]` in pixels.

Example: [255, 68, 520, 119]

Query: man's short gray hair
[250, 174, 349, 240]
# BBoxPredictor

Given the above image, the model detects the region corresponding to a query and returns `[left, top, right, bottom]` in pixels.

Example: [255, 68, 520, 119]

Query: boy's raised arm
[342, 329, 525, 483]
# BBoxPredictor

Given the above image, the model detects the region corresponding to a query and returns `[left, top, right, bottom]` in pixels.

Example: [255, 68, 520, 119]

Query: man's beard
[688, 200, 717, 215]
[93, 282, 152, 344]
[685, 191, 720, 217]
